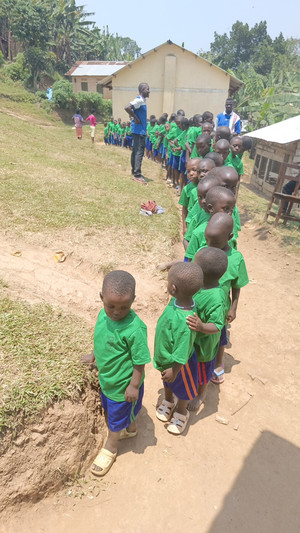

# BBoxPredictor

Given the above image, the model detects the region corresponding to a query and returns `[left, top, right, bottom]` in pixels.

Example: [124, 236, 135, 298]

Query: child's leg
[211, 327, 227, 384]
[188, 358, 215, 411]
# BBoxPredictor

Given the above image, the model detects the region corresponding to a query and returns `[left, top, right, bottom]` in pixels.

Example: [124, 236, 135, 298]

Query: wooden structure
[264, 163, 300, 227]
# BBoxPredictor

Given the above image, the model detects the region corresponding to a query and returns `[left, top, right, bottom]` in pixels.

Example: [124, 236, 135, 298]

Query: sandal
[90, 448, 117, 477]
[156, 399, 175, 422]
[211, 368, 225, 384]
[167, 410, 190, 435]
[119, 428, 137, 440]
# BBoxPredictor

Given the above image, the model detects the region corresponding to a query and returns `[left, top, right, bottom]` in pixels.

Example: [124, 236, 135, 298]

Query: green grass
[0, 293, 94, 437]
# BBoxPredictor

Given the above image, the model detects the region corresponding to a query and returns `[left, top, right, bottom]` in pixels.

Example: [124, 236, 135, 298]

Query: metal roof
[71, 63, 127, 77]
[246, 115, 300, 145]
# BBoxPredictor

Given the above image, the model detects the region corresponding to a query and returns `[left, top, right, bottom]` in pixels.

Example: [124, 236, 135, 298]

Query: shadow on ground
[208, 431, 300, 533]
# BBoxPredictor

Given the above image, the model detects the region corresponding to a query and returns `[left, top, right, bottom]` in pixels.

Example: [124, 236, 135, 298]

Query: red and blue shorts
[198, 357, 216, 385]
[164, 351, 198, 401]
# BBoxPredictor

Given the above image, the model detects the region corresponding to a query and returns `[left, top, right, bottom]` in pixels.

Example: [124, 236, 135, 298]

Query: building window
[258, 156, 268, 180]
[96, 84, 103, 95]
[265, 159, 281, 186]
[81, 82, 88, 91]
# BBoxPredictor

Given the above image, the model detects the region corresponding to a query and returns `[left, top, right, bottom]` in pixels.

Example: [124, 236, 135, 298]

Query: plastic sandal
[167, 410, 190, 435]
[211, 368, 225, 384]
[156, 399, 175, 422]
[119, 428, 138, 440]
[90, 448, 117, 477]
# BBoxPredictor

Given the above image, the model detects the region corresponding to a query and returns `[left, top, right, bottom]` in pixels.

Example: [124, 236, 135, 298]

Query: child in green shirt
[185, 186, 237, 260]
[91, 270, 151, 477]
[204, 213, 249, 384]
[179, 158, 200, 234]
[154, 262, 203, 435]
[190, 134, 211, 159]
[186, 247, 228, 411]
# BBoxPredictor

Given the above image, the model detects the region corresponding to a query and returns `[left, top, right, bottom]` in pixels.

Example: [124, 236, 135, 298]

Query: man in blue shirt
[125, 83, 150, 180]
[216, 97, 241, 134]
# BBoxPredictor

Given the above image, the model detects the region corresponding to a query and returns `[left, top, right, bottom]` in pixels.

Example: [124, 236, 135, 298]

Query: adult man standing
[125, 83, 150, 181]
[216, 97, 241, 134]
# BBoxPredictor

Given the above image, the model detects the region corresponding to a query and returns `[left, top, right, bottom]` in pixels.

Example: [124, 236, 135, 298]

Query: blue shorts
[172, 154, 180, 170]
[219, 325, 228, 346]
[184, 255, 190, 262]
[153, 149, 158, 157]
[101, 383, 144, 432]
[104, 137, 108, 144]
[162, 147, 167, 159]
[164, 351, 198, 401]
[179, 151, 186, 172]
[198, 357, 216, 385]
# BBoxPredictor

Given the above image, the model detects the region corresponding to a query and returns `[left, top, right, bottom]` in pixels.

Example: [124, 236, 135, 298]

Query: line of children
[88, 106, 250, 479]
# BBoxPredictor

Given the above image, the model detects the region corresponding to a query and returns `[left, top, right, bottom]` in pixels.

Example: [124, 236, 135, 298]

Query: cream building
[100, 41, 243, 120]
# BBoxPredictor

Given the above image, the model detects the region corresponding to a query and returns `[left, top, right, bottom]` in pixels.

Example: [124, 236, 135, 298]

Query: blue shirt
[130, 95, 147, 135]
[216, 111, 241, 134]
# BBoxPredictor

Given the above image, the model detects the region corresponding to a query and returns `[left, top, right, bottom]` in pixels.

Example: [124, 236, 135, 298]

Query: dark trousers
[131, 134, 146, 176]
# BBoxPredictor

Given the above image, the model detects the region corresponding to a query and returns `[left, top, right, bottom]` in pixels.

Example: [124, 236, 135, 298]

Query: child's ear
[207, 203, 213, 213]
[228, 232, 234, 241]
[170, 283, 177, 296]
[100, 292, 103, 301]
[132, 294, 136, 303]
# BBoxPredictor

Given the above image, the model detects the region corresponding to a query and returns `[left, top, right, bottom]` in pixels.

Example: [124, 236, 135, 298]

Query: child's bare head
[197, 158, 216, 180]
[186, 158, 201, 184]
[202, 111, 214, 124]
[214, 139, 230, 162]
[101, 271, 136, 321]
[197, 173, 221, 211]
[205, 186, 236, 216]
[193, 114, 202, 126]
[214, 166, 239, 195]
[204, 152, 223, 167]
[230, 136, 243, 156]
[205, 213, 234, 249]
[194, 247, 228, 283]
[195, 134, 211, 157]
[168, 262, 203, 298]
[214, 126, 231, 143]
[201, 122, 214, 136]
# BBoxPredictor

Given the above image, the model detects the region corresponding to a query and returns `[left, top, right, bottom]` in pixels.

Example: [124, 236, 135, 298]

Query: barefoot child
[154, 262, 203, 434]
[203, 213, 249, 384]
[186, 247, 228, 410]
[91, 270, 151, 477]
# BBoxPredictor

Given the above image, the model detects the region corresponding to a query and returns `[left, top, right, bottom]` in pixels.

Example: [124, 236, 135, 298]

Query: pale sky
[83, 0, 300, 55]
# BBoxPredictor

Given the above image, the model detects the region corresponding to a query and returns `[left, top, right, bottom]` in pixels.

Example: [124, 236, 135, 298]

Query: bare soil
[1, 198, 300, 532]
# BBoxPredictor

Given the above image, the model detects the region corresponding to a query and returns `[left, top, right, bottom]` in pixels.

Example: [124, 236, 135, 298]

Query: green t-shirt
[225, 151, 244, 176]
[153, 298, 197, 371]
[194, 287, 226, 361]
[179, 182, 198, 208]
[187, 126, 202, 147]
[184, 209, 210, 242]
[94, 308, 151, 402]
[186, 215, 238, 259]
[104, 126, 108, 137]
[187, 186, 198, 213]
[219, 247, 249, 313]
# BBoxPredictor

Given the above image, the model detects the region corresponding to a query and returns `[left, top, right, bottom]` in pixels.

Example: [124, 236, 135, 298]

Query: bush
[0, 52, 4, 68]
[52, 79, 74, 109]
[74, 91, 112, 119]
[2, 53, 29, 82]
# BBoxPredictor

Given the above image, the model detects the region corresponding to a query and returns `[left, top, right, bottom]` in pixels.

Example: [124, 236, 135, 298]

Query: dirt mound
[0, 380, 104, 515]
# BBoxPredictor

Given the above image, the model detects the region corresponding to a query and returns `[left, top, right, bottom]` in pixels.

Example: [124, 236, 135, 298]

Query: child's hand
[124, 384, 139, 402]
[227, 308, 236, 323]
[134, 117, 141, 125]
[161, 367, 177, 383]
[186, 313, 203, 331]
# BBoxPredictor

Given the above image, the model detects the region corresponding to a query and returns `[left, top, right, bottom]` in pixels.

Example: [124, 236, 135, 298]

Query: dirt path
[1, 218, 300, 532]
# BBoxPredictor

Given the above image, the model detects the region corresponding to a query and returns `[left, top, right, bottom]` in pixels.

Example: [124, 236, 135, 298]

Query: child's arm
[227, 288, 240, 323]
[161, 362, 182, 383]
[182, 206, 188, 234]
[124, 364, 145, 402]
[186, 313, 219, 334]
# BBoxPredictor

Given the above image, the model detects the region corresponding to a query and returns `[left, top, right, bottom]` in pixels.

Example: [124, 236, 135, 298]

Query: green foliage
[74, 91, 112, 117]
[52, 79, 74, 108]
[2, 53, 30, 82]
[0, 52, 4, 67]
